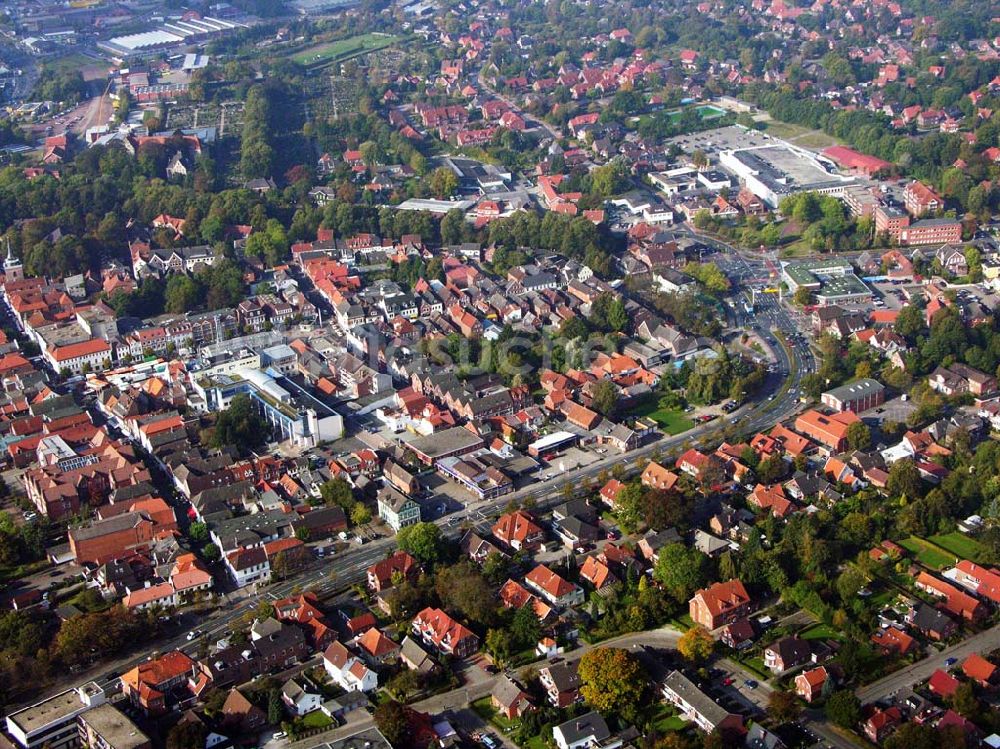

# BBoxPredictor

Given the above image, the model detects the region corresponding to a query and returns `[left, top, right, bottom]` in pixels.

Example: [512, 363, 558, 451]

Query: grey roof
[662, 670, 735, 729]
[406, 426, 484, 459]
[822, 378, 885, 402]
[69, 511, 149, 542]
[491, 675, 527, 708]
[542, 660, 581, 692]
[399, 636, 436, 673]
[554, 711, 611, 746]
[79, 703, 149, 749]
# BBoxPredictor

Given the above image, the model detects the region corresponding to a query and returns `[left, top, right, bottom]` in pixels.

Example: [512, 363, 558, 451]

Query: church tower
[4, 240, 22, 283]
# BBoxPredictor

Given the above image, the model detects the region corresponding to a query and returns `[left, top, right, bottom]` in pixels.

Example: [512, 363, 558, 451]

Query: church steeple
[4, 239, 22, 282]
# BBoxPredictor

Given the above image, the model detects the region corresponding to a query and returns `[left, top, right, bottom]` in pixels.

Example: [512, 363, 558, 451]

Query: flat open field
[633, 403, 694, 435]
[927, 532, 987, 563]
[760, 119, 843, 149]
[290, 33, 401, 67]
[900, 536, 957, 570]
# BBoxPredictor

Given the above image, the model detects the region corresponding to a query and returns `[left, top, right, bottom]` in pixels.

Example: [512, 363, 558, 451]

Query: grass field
[633, 403, 694, 435]
[651, 706, 688, 732]
[299, 711, 333, 729]
[697, 105, 726, 118]
[800, 623, 844, 642]
[760, 119, 842, 149]
[900, 536, 957, 570]
[928, 532, 986, 563]
[291, 33, 401, 67]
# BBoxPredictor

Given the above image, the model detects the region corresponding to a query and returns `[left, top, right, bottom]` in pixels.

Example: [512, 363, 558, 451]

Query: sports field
[290, 33, 400, 67]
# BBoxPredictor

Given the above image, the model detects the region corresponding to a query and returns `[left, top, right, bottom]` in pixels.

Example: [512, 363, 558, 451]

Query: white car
[186, 630, 202, 641]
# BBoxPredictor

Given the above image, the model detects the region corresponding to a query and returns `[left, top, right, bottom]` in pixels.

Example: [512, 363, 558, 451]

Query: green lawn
[759, 120, 842, 149]
[800, 623, 844, 642]
[522, 736, 549, 749]
[928, 532, 986, 563]
[299, 711, 333, 729]
[651, 705, 688, 732]
[696, 105, 726, 119]
[632, 402, 694, 435]
[290, 33, 401, 66]
[899, 537, 956, 570]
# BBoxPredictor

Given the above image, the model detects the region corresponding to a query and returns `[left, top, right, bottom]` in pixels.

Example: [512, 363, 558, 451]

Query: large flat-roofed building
[77, 703, 150, 749]
[782, 259, 871, 306]
[821, 378, 886, 413]
[6, 683, 106, 749]
[98, 16, 243, 59]
[406, 426, 485, 465]
[193, 369, 343, 448]
[720, 144, 852, 208]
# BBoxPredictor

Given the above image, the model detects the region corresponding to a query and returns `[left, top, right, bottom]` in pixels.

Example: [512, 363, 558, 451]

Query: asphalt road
[856, 620, 1000, 705]
[284, 627, 685, 749]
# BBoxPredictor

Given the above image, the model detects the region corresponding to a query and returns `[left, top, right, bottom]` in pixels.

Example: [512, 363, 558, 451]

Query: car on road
[744, 679, 757, 689]
[481, 735, 499, 749]
[186, 630, 202, 641]
[722, 677, 734, 686]
[945, 657, 958, 667]
[273, 731, 287, 740]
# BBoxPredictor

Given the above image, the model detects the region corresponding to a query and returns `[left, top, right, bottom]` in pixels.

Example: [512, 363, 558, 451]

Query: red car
[722, 677, 734, 686]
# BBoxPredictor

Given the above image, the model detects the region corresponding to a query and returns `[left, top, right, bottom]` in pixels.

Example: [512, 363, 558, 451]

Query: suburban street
[857, 620, 1000, 705]
[283, 627, 685, 749]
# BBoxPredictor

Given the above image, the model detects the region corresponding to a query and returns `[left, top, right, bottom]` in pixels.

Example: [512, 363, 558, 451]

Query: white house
[224, 547, 271, 588]
[281, 678, 323, 716]
[553, 712, 621, 749]
[45, 338, 112, 375]
[323, 642, 378, 692]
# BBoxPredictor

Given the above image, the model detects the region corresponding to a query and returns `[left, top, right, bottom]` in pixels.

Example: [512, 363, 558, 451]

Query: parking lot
[665, 124, 776, 159]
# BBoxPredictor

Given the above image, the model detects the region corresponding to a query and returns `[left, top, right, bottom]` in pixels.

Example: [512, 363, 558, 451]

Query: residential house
[661, 671, 744, 734]
[525, 564, 584, 607]
[491, 676, 533, 720]
[539, 660, 582, 707]
[411, 607, 479, 658]
[763, 637, 812, 674]
[323, 641, 378, 692]
[553, 712, 621, 749]
[377, 487, 421, 532]
[689, 580, 752, 629]
[794, 667, 829, 703]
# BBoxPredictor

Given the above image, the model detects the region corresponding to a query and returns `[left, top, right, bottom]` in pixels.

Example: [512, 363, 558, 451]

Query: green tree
[167, 719, 208, 749]
[887, 459, 922, 498]
[373, 700, 411, 748]
[825, 690, 861, 728]
[578, 647, 648, 722]
[485, 627, 515, 666]
[209, 394, 270, 454]
[845, 421, 872, 451]
[767, 690, 800, 723]
[202, 543, 221, 562]
[510, 604, 541, 648]
[189, 522, 209, 542]
[350, 503, 372, 526]
[396, 522, 446, 565]
[320, 478, 355, 509]
[591, 380, 619, 416]
[429, 167, 459, 199]
[268, 688, 284, 725]
[653, 544, 710, 603]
